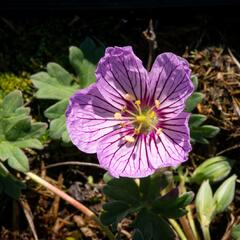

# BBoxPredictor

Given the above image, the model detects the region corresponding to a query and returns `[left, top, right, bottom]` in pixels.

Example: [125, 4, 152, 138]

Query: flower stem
[201, 224, 211, 240]
[178, 167, 200, 240]
[187, 205, 201, 240]
[169, 219, 187, 240]
[25, 172, 115, 240]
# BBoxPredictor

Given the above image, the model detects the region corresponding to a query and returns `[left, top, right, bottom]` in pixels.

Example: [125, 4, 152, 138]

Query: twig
[45, 161, 104, 170]
[20, 196, 39, 240]
[179, 216, 196, 240]
[26, 172, 115, 240]
[216, 144, 240, 156]
[143, 19, 157, 71]
[228, 48, 240, 71]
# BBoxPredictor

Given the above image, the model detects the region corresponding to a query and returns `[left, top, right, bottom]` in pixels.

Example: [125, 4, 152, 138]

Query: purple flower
[66, 47, 194, 178]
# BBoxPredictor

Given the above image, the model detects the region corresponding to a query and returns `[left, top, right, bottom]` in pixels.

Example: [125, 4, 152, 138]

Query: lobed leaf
[31, 72, 78, 100]
[103, 178, 141, 205]
[44, 99, 69, 119]
[0, 173, 25, 199]
[48, 115, 68, 141]
[139, 173, 168, 201]
[152, 190, 194, 218]
[47, 62, 73, 86]
[2, 90, 23, 115]
[132, 209, 175, 240]
[100, 201, 132, 225]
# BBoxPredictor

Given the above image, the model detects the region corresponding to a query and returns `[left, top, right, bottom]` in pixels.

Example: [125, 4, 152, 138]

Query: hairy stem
[26, 172, 115, 240]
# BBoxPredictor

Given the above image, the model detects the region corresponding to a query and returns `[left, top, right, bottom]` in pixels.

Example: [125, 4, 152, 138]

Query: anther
[121, 106, 127, 112]
[156, 128, 162, 135]
[134, 123, 143, 135]
[155, 100, 161, 109]
[135, 100, 141, 106]
[114, 112, 122, 120]
[120, 122, 126, 128]
[124, 135, 135, 143]
[149, 111, 156, 119]
[124, 93, 135, 101]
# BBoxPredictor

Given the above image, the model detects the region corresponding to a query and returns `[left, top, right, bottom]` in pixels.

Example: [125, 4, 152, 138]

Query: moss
[0, 72, 33, 101]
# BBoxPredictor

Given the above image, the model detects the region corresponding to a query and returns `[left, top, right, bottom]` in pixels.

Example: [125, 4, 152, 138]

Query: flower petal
[149, 52, 194, 119]
[157, 112, 192, 166]
[96, 46, 149, 107]
[66, 83, 127, 153]
[97, 128, 155, 178]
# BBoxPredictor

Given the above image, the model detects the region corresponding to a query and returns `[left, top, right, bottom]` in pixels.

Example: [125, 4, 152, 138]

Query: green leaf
[4, 116, 31, 141]
[190, 124, 220, 144]
[0, 162, 9, 176]
[0, 91, 47, 175]
[214, 175, 237, 214]
[195, 180, 215, 225]
[185, 92, 204, 112]
[80, 37, 104, 64]
[191, 75, 199, 90]
[69, 46, 96, 88]
[199, 125, 220, 138]
[47, 62, 73, 86]
[100, 201, 132, 225]
[26, 122, 47, 139]
[232, 224, 240, 240]
[12, 139, 43, 149]
[140, 173, 168, 201]
[44, 99, 69, 119]
[132, 209, 175, 240]
[0, 142, 29, 172]
[189, 114, 207, 127]
[103, 178, 141, 205]
[31, 72, 78, 100]
[132, 229, 144, 240]
[15, 107, 31, 115]
[0, 173, 25, 199]
[48, 115, 68, 141]
[152, 190, 194, 218]
[2, 90, 23, 115]
[191, 156, 234, 184]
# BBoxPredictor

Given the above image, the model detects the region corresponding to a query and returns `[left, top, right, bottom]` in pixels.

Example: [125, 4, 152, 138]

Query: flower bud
[195, 180, 215, 225]
[214, 175, 237, 214]
[190, 156, 234, 184]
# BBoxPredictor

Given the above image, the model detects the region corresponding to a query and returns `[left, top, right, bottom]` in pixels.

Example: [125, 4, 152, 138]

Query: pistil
[114, 94, 162, 142]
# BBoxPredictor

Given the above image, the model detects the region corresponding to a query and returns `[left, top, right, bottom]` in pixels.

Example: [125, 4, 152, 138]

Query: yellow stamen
[114, 112, 122, 120]
[125, 109, 137, 117]
[124, 93, 135, 101]
[155, 100, 161, 109]
[134, 123, 143, 135]
[120, 120, 136, 128]
[124, 135, 135, 143]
